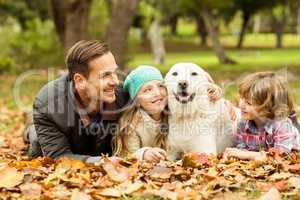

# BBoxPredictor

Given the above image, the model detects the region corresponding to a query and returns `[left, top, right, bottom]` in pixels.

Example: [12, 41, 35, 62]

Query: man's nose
[178, 80, 188, 90]
[109, 74, 119, 86]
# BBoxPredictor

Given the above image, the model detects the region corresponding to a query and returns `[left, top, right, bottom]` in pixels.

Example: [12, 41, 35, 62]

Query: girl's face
[239, 97, 259, 120]
[137, 80, 168, 117]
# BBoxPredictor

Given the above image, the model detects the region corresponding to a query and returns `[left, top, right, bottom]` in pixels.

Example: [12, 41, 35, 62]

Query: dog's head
[165, 62, 211, 116]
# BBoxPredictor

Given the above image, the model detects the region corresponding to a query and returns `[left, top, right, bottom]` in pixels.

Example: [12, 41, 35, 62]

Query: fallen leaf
[288, 177, 300, 189]
[257, 180, 288, 192]
[0, 136, 7, 148]
[259, 187, 281, 200]
[121, 180, 144, 194]
[20, 183, 42, 199]
[143, 188, 178, 200]
[287, 164, 300, 173]
[0, 164, 24, 188]
[55, 157, 86, 171]
[269, 172, 292, 181]
[71, 189, 91, 200]
[99, 188, 121, 197]
[182, 152, 211, 168]
[148, 166, 173, 180]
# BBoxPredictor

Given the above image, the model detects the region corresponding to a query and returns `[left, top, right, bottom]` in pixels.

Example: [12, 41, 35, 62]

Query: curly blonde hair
[238, 71, 294, 120]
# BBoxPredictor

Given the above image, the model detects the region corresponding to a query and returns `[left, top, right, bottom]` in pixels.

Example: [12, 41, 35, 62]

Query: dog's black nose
[178, 80, 188, 90]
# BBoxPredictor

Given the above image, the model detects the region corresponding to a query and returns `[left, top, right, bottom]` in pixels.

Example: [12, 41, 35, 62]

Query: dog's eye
[172, 72, 178, 76]
[191, 72, 198, 76]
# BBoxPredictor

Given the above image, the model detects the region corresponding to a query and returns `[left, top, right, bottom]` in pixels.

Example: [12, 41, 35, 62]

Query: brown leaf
[287, 164, 300, 173]
[56, 157, 86, 171]
[0, 164, 24, 188]
[143, 188, 178, 200]
[20, 183, 42, 199]
[257, 180, 289, 192]
[99, 188, 121, 197]
[182, 152, 211, 168]
[288, 177, 300, 189]
[121, 180, 144, 195]
[269, 172, 292, 181]
[148, 166, 173, 180]
[71, 190, 91, 200]
[259, 187, 281, 200]
[102, 157, 137, 183]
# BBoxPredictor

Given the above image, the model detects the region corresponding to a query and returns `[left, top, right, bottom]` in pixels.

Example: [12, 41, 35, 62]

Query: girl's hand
[223, 147, 240, 160]
[223, 147, 252, 160]
[223, 148, 266, 161]
[143, 147, 167, 163]
[225, 100, 237, 121]
[207, 86, 222, 102]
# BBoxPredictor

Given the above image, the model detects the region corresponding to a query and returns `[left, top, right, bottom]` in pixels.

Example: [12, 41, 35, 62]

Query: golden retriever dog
[165, 62, 240, 160]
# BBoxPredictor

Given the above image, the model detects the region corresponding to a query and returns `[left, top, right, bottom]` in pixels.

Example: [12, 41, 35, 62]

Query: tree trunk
[237, 12, 251, 49]
[105, 0, 140, 68]
[253, 15, 261, 34]
[275, 31, 283, 48]
[271, 4, 287, 49]
[195, 16, 207, 47]
[169, 15, 178, 35]
[297, 8, 300, 36]
[147, 18, 166, 65]
[200, 8, 236, 64]
[49, 0, 92, 51]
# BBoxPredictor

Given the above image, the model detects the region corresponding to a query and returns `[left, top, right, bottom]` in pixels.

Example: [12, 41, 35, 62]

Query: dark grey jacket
[29, 75, 129, 161]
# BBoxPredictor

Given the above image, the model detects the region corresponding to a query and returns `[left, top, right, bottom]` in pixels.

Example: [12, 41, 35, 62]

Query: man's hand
[143, 147, 167, 163]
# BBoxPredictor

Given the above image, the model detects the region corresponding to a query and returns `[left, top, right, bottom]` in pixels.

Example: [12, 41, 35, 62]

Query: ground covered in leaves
[1, 107, 300, 200]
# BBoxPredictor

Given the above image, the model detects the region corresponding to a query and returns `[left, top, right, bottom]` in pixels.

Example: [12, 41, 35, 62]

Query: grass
[1, 33, 300, 112]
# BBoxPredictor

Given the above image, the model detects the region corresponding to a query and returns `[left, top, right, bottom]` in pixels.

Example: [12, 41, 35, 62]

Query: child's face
[239, 97, 259, 120]
[137, 80, 168, 116]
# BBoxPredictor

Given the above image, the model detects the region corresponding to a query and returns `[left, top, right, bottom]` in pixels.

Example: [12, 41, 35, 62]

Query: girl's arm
[223, 148, 266, 161]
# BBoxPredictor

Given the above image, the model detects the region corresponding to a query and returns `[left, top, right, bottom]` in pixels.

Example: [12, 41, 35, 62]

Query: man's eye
[191, 72, 198, 76]
[101, 72, 111, 78]
[172, 72, 178, 76]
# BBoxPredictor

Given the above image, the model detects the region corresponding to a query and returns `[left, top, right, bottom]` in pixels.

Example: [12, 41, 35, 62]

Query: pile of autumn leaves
[1, 107, 300, 200]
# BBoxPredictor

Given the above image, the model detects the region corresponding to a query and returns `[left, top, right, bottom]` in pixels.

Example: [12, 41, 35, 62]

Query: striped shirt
[235, 118, 300, 152]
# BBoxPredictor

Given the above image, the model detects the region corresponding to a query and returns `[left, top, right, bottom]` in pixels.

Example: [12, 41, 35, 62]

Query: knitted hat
[123, 65, 163, 100]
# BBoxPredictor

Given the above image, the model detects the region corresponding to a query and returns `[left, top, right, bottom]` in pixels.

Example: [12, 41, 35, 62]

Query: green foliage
[0, 0, 48, 29]
[0, 18, 63, 74]
[0, 56, 15, 74]
[9, 19, 63, 70]
[89, 0, 110, 39]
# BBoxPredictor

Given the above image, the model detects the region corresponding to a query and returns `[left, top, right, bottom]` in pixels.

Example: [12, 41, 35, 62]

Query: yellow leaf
[0, 164, 24, 189]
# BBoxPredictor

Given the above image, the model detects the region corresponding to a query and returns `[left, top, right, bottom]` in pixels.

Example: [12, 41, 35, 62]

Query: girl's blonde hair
[112, 100, 169, 156]
[238, 71, 294, 120]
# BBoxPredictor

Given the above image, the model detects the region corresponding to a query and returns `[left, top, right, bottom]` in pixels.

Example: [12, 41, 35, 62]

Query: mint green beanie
[123, 65, 163, 100]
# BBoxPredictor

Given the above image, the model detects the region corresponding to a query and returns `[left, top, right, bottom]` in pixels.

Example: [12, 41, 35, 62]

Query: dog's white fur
[165, 62, 240, 159]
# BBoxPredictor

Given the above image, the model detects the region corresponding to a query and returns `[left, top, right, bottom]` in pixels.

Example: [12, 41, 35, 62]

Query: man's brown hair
[65, 40, 110, 80]
[239, 71, 294, 120]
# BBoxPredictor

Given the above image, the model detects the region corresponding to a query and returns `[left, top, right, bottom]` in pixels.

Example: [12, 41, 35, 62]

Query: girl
[224, 71, 300, 161]
[113, 65, 224, 162]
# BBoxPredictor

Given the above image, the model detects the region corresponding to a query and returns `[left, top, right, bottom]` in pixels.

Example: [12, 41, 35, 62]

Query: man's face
[85, 52, 119, 104]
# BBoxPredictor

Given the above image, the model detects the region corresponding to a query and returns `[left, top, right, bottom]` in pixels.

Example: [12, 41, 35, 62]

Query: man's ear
[73, 73, 86, 89]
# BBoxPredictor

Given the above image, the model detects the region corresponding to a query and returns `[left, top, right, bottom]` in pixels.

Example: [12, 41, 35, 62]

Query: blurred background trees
[1, 0, 300, 73]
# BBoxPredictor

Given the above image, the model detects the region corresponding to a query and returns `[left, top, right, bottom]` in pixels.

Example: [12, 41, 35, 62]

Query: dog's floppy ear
[205, 72, 214, 83]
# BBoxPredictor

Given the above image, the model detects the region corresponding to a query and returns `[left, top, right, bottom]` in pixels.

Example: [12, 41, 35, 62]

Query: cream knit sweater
[123, 109, 161, 160]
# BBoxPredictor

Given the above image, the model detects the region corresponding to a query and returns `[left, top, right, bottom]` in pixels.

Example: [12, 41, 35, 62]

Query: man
[26, 40, 129, 163]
